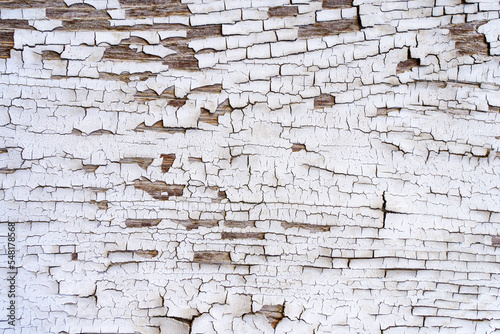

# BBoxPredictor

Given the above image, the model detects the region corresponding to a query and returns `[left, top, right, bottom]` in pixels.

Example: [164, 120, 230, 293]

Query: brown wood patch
[162, 42, 199, 70]
[323, 0, 353, 9]
[256, 305, 284, 329]
[268, 6, 298, 17]
[46, 4, 110, 20]
[291, 143, 306, 152]
[160, 154, 176, 173]
[134, 250, 159, 258]
[89, 187, 109, 193]
[56, 21, 187, 32]
[0, 0, 66, 9]
[41, 50, 62, 60]
[0, 168, 17, 174]
[167, 98, 187, 108]
[103, 46, 162, 61]
[90, 200, 109, 210]
[133, 178, 184, 200]
[314, 94, 335, 109]
[120, 0, 190, 18]
[198, 99, 233, 126]
[0, 31, 14, 59]
[448, 21, 489, 56]
[216, 99, 233, 112]
[120, 157, 154, 170]
[376, 107, 401, 116]
[175, 219, 219, 231]
[198, 108, 219, 125]
[221, 232, 266, 240]
[0, 19, 31, 31]
[126, 5, 190, 18]
[103, 36, 172, 61]
[187, 25, 223, 40]
[396, 58, 420, 73]
[125, 218, 162, 227]
[134, 121, 195, 133]
[58, 19, 112, 31]
[191, 84, 223, 93]
[281, 222, 331, 232]
[298, 18, 360, 38]
[224, 220, 256, 228]
[217, 190, 227, 200]
[135, 87, 175, 101]
[100, 71, 156, 83]
[82, 164, 99, 173]
[88, 129, 114, 136]
[193, 251, 231, 264]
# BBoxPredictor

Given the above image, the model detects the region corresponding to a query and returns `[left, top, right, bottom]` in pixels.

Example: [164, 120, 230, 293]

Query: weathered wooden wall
[1, 0, 500, 333]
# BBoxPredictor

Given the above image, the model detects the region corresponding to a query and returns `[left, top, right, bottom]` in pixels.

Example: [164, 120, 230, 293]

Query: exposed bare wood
[221, 232, 266, 240]
[133, 178, 184, 200]
[322, 0, 353, 9]
[298, 18, 360, 37]
[134, 250, 159, 258]
[314, 94, 335, 109]
[448, 21, 490, 56]
[193, 251, 232, 264]
[376, 107, 401, 116]
[396, 58, 420, 73]
[125, 218, 162, 227]
[134, 121, 195, 133]
[160, 154, 176, 173]
[120, 157, 154, 170]
[256, 305, 284, 329]
[280, 222, 331, 232]
[224, 221, 256, 228]
[175, 219, 219, 231]
[268, 6, 299, 17]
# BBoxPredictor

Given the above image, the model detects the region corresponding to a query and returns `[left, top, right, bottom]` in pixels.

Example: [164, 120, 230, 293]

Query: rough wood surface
[1, 0, 500, 333]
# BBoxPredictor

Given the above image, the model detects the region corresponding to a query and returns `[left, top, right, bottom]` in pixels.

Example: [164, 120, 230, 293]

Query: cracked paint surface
[0, 0, 500, 333]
